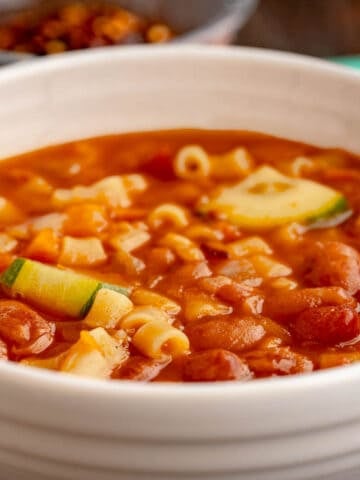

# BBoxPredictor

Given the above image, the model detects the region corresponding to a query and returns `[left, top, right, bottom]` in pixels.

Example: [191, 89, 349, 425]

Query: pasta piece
[110, 229, 150, 253]
[174, 145, 211, 180]
[30, 213, 66, 234]
[60, 331, 109, 378]
[84, 288, 134, 329]
[25, 229, 60, 263]
[121, 306, 170, 330]
[198, 275, 233, 294]
[184, 290, 232, 322]
[131, 288, 181, 316]
[270, 277, 298, 290]
[52, 176, 131, 209]
[286, 156, 315, 177]
[241, 294, 265, 315]
[185, 224, 223, 242]
[0, 233, 17, 253]
[227, 237, 273, 258]
[113, 248, 145, 276]
[59, 236, 107, 267]
[122, 174, 147, 193]
[132, 320, 190, 359]
[0, 197, 23, 225]
[250, 255, 292, 278]
[89, 327, 128, 364]
[5, 223, 30, 240]
[159, 233, 204, 262]
[211, 148, 254, 179]
[120, 307, 189, 359]
[61, 328, 128, 378]
[148, 203, 188, 230]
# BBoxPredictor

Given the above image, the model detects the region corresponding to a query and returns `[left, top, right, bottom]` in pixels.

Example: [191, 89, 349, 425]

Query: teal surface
[329, 56, 360, 70]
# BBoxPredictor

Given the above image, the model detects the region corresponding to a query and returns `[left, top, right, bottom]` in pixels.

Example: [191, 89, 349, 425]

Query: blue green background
[329, 56, 360, 70]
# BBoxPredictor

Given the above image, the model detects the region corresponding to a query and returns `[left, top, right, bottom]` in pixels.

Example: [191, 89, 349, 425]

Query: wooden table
[237, 0, 360, 57]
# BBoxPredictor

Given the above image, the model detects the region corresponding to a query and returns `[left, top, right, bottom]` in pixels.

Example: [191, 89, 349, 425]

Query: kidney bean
[264, 287, 354, 321]
[293, 305, 360, 345]
[245, 347, 313, 376]
[305, 241, 360, 295]
[183, 349, 252, 382]
[186, 316, 265, 353]
[0, 300, 55, 357]
[113, 356, 170, 382]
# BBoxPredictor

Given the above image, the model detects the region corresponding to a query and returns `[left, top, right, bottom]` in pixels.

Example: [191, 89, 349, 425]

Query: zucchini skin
[0, 258, 129, 318]
[1, 258, 25, 287]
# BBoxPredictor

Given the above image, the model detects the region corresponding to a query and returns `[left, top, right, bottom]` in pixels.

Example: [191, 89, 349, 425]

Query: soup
[0, 129, 359, 382]
[0, 2, 174, 55]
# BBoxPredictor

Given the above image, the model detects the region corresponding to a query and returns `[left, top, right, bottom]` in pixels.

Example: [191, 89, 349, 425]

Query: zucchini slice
[199, 166, 349, 229]
[1, 258, 129, 318]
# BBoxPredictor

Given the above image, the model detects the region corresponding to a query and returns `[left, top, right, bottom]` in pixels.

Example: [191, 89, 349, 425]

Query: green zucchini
[1, 258, 129, 318]
[199, 166, 349, 229]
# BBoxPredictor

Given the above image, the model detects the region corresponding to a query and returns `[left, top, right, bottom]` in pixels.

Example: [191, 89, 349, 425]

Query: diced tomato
[142, 151, 175, 181]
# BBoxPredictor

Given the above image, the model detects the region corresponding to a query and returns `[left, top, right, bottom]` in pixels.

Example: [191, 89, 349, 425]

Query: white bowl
[0, 46, 360, 480]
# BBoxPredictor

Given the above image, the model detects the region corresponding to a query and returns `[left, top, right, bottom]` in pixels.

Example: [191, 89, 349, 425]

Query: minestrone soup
[0, 129, 359, 382]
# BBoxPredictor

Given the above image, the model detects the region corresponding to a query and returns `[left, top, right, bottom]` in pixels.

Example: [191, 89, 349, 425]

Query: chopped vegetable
[60, 328, 129, 379]
[1, 258, 129, 318]
[84, 288, 133, 329]
[199, 166, 349, 229]
[59, 236, 107, 267]
[25, 229, 60, 263]
[0, 197, 23, 226]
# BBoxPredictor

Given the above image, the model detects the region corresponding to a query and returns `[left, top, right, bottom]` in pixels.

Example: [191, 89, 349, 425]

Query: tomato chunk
[293, 305, 360, 345]
[183, 349, 251, 382]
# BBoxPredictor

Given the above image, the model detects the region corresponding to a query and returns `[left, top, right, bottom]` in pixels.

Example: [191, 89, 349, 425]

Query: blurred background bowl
[0, 0, 258, 65]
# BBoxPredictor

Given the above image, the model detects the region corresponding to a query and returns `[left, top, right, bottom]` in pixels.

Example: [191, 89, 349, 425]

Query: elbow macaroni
[174, 145, 254, 181]
[148, 203, 188, 230]
[120, 306, 190, 359]
[131, 288, 181, 316]
[52, 175, 146, 209]
[159, 233, 204, 262]
[174, 145, 211, 180]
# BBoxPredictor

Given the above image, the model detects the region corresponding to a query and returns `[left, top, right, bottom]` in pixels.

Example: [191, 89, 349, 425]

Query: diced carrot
[25, 229, 60, 263]
[64, 203, 108, 236]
